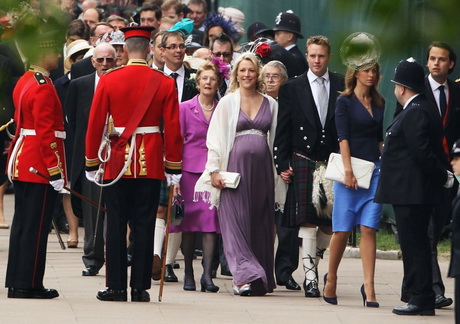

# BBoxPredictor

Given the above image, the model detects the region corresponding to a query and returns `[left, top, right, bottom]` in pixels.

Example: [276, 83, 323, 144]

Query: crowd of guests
[1, 0, 460, 320]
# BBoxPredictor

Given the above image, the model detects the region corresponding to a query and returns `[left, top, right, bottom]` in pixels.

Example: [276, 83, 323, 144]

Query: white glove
[166, 173, 182, 186]
[50, 179, 65, 192]
[444, 170, 454, 188]
[86, 170, 98, 183]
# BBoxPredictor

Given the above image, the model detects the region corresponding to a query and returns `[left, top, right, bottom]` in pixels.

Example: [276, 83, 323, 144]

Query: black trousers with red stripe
[103, 178, 161, 290]
[5, 181, 58, 289]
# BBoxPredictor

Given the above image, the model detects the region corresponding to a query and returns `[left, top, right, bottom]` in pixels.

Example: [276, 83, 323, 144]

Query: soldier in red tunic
[6, 32, 67, 299]
[85, 26, 182, 302]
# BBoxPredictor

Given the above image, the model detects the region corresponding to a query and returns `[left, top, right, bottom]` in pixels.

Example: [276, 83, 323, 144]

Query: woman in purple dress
[195, 53, 278, 296]
[173, 61, 224, 292]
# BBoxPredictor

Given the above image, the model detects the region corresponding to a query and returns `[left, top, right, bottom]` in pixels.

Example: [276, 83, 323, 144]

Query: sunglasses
[95, 57, 115, 63]
[213, 52, 232, 58]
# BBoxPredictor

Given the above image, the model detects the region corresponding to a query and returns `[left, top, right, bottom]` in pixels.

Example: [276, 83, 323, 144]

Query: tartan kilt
[282, 153, 332, 227]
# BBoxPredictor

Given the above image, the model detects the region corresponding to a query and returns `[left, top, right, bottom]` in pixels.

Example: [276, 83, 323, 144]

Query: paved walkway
[0, 194, 455, 323]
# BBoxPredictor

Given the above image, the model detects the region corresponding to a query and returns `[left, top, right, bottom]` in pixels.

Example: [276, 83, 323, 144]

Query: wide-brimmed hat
[272, 10, 303, 39]
[64, 39, 92, 72]
[391, 57, 425, 92]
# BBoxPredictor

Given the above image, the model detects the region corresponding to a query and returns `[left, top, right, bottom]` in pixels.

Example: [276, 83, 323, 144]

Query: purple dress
[171, 95, 220, 234]
[219, 98, 276, 295]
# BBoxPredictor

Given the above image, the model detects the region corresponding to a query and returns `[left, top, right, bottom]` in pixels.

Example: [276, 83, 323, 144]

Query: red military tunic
[85, 59, 182, 179]
[8, 66, 66, 183]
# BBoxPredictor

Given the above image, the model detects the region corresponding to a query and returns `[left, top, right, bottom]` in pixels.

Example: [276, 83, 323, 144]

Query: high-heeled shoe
[322, 273, 338, 305]
[238, 283, 252, 296]
[183, 277, 196, 291]
[200, 277, 219, 293]
[360, 284, 379, 308]
[66, 238, 78, 248]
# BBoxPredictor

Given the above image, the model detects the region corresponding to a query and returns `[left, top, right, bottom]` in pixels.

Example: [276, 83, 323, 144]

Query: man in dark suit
[271, 11, 308, 77]
[274, 35, 344, 297]
[375, 58, 454, 316]
[70, 23, 114, 80]
[66, 42, 117, 277]
[209, 33, 232, 98]
[421, 41, 460, 309]
[156, 30, 199, 282]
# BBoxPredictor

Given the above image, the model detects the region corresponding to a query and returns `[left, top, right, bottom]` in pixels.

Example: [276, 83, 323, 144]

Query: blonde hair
[228, 52, 265, 93]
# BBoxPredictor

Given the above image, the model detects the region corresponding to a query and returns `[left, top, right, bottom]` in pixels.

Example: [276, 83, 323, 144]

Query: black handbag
[171, 194, 184, 226]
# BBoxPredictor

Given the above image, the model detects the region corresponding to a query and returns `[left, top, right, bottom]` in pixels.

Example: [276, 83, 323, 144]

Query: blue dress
[332, 95, 384, 232]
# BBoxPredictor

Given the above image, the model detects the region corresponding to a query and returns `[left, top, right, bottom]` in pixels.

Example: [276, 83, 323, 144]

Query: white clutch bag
[324, 153, 375, 189]
[220, 171, 241, 189]
[205, 171, 241, 189]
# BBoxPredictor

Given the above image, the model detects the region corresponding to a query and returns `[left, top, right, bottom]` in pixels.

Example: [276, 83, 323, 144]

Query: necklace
[199, 97, 215, 111]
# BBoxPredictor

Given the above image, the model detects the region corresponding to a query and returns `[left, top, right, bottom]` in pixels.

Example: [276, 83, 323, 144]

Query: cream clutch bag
[324, 153, 375, 189]
[220, 171, 241, 189]
[205, 171, 241, 189]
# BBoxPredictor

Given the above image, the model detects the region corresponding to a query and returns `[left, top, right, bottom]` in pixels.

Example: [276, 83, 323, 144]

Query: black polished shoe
[131, 289, 150, 302]
[220, 267, 232, 276]
[82, 265, 99, 276]
[173, 261, 180, 269]
[303, 279, 320, 297]
[392, 304, 435, 316]
[96, 288, 127, 302]
[278, 277, 301, 291]
[164, 264, 178, 282]
[435, 294, 453, 309]
[8, 287, 59, 299]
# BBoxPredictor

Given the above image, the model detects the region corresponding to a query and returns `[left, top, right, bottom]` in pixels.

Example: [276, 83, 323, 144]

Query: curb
[342, 247, 401, 260]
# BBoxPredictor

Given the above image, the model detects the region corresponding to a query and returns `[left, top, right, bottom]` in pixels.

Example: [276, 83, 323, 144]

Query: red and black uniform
[5, 66, 66, 290]
[85, 59, 182, 291]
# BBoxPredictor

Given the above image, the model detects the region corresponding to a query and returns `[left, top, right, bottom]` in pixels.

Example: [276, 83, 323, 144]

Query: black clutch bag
[171, 194, 184, 226]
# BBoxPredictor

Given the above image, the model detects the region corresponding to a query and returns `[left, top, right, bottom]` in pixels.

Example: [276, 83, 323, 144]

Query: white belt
[20, 128, 66, 139]
[114, 126, 160, 134]
[235, 129, 267, 139]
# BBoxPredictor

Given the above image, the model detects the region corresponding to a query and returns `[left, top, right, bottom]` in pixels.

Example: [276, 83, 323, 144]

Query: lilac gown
[218, 98, 276, 295]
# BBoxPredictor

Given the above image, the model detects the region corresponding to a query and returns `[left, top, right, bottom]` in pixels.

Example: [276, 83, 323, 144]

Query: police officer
[375, 58, 454, 316]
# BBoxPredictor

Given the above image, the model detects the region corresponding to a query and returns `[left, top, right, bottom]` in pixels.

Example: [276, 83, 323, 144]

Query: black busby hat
[391, 58, 425, 92]
[452, 139, 460, 157]
[272, 10, 303, 39]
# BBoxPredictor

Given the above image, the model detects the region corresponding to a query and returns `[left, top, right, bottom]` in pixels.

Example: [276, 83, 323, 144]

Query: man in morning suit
[66, 42, 117, 277]
[271, 10, 308, 77]
[85, 26, 182, 302]
[155, 30, 199, 283]
[274, 35, 344, 297]
[419, 41, 460, 309]
[6, 29, 67, 299]
[375, 58, 454, 316]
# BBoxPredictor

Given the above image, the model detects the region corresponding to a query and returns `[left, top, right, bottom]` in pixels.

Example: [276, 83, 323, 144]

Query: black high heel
[200, 277, 219, 293]
[360, 284, 379, 308]
[323, 273, 338, 305]
[183, 276, 196, 291]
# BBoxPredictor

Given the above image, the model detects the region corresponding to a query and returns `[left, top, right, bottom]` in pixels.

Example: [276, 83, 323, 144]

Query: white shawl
[194, 89, 279, 209]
